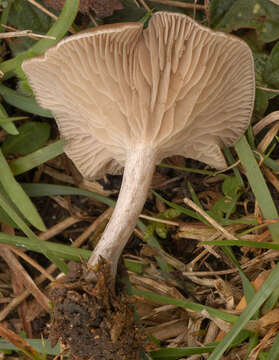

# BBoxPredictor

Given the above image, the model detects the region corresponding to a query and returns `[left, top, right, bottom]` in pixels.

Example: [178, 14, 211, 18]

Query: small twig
[26, 0, 76, 33]
[257, 85, 279, 93]
[39, 216, 80, 241]
[73, 207, 113, 248]
[0, 29, 31, 38]
[253, 110, 279, 135]
[204, 0, 210, 24]
[257, 121, 279, 153]
[0, 210, 112, 322]
[213, 160, 241, 175]
[183, 197, 238, 241]
[148, 0, 205, 10]
[0, 245, 50, 312]
[138, 0, 151, 11]
[1, 24, 56, 40]
[26, 0, 58, 20]
[139, 214, 179, 226]
[4, 245, 55, 282]
[44, 165, 75, 184]
[88, 10, 98, 27]
[182, 268, 238, 276]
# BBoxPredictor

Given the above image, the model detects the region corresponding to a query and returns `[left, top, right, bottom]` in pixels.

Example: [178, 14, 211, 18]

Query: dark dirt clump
[49, 262, 145, 360]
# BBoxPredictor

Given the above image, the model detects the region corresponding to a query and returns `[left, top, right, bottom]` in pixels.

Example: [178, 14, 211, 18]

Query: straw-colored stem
[87, 147, 157, 279]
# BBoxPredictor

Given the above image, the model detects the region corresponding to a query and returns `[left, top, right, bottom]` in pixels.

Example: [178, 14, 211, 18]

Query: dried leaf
[44, 0, 123, 17]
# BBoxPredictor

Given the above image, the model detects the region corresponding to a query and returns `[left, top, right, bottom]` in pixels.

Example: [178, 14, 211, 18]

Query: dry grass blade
[256, 86, 279, 93]
[149, 0, 206, 10]
[0, 209, 113, 323]
[0, 324, 44, 359]
[253, 110, 279, 135]
[0, 245, 50, 311]
[139, 214, 179, 226]
[258, 121, 279, 153]
[26, 0, 58, 20]
[1, 25, 56, 40]
[138, 0, 151, 11]
[4, 245, 55, 282]
[183, 197, 238, 240]
[0, 30, 32, 38]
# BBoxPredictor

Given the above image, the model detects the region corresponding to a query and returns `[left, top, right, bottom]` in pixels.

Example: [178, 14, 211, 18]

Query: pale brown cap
[22, 12, 255, 178]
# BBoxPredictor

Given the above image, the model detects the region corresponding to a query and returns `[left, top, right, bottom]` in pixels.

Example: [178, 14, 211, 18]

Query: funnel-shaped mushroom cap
[22, 12, 254, 178]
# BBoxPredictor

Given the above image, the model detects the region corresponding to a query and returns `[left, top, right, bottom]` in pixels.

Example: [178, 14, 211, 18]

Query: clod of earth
[49, 262, 146, 360]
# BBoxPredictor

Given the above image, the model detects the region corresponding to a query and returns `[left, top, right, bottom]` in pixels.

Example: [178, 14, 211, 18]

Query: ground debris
[43, 0, 123, 17]
[49, 262, 145, 360]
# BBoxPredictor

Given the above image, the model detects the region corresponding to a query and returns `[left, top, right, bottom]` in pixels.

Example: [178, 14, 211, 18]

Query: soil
[49, 262, 145, 360]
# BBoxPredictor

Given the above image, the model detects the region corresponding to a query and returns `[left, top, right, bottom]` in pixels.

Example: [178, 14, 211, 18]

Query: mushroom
[22, 12, 255, 280]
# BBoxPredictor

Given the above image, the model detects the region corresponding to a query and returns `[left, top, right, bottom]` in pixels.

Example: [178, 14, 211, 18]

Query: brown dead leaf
[44, 0, 123, 17]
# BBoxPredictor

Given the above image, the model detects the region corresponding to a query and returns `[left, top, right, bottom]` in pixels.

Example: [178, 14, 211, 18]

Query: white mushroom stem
[87, 147, 157, 279]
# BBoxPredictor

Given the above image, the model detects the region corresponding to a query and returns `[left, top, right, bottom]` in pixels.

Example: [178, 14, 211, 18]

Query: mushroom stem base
[87, 147, 157, 279]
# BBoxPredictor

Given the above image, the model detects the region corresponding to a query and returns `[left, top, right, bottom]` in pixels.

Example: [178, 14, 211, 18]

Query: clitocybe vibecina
[22, 11, 255, 281]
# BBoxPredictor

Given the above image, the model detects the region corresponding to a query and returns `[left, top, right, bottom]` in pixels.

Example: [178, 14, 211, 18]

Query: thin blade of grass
[131, 288, 238, 323]
[0, 232, 90, 261]
[10, 140, 65, 175]
[0, 0, 80, 77]
[21, 183, 169, 273]
[0, 338, 61, 357]
[266, 331, 279, 360]
[262, 286, 279, 313]
[150, 332, 250, 360]
[0, 104, 18, 135]
[235, 136, 279, 241]
[159, 162, 220, 176]
[152, 190, 257, 225]
[0, 193, 67, 272]
[0, 116, 28, 124]
[202, 239, 279, 250]
[207, 262, 279, 360]
[150, 345, 215, 358]
[221, 246, 256, 304]
[0, 84, 52, 117]
[223, 147, 244, 187]
[0, 149, 45, 231]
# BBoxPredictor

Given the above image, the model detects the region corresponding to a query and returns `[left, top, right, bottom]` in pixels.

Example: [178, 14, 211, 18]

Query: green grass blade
[207, 262, 279, 360]
[0, 0, 14, 33]
[131, 288, 238, 323]
[0, 84, 52, 117]
[221, 246, 255, 303]
[235, 136, 279, 241]
[152, 190, 257, 226]
[21, 183, 170, 273]
[152, 190, 201, 221]
[0, 232, 90, 261]
[0, 149, 45, 231]
[0, 0, 80, 77]
[202, 239, 279, 250]
[0, 104, 18, 135]
[159, 163, 221, 176]
[266, 331, 279, 360]
[150, 345, 215, 358]
[10, 140, 65, 175]
[262, 286, 279, 313]
[0, 116, 28, 124]
[150, 332, 250, 360]
[0, 338, 61, 357]
[223, 147, 244, 187]
[22, 182, 115, 206]
[0, 193, 67, 272]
